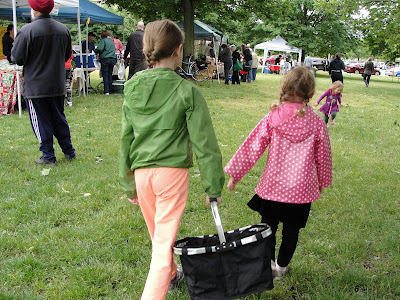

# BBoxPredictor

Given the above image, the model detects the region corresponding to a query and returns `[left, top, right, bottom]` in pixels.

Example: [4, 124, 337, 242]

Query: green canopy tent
[177, 20, 227, 83]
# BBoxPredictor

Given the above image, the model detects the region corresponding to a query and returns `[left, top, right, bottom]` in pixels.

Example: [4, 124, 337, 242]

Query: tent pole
[77, 6, 85, 96]
[213, 37, 220, 84]
[85, 21, 89, 96]
[12, 0, 22, 117]
[261, 49, 268, 74]
[122, 24, 125, 45]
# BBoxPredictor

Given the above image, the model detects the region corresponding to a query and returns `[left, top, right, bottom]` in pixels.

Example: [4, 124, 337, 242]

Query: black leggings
[363, 73, 371, 84]
[232, 70, 240, 84]
[262, 218, 301, 268]
[324, 111, 337, 123]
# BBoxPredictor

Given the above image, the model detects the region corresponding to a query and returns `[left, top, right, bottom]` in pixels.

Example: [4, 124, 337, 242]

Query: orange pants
[135, 167, 189, 300]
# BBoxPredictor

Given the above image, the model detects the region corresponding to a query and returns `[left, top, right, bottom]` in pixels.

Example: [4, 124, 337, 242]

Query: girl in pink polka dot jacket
[224, 66, 332, 278]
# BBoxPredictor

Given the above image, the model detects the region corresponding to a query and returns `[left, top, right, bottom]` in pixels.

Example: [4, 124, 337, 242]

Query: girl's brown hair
[271, 66, 316, 117]
[143, 19, 184, 67]
[330, 80, 343, 94]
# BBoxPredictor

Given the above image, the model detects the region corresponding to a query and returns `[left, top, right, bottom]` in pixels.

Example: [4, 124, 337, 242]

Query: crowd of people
[217, 43, 259, 85]
[79, 23, 146, 95]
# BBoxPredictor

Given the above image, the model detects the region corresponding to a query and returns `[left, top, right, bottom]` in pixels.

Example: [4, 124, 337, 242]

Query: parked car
[344, 59, 358, 66]
[311, 57, 327, 70]
[385, 66, 400, 76]
[259, 54, 281, 65]
[375, 62, 387, 70]
[345, 63, 381, 75]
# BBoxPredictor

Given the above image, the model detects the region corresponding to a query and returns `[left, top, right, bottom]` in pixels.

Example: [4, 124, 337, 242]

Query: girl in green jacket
[119, 19, 225, 300]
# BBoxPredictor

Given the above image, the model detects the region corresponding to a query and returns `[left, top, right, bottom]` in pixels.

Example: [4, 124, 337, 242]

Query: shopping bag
[118, 62, 125, 80]
[233, 60, 243, 71]
[93, 58, 101, 69]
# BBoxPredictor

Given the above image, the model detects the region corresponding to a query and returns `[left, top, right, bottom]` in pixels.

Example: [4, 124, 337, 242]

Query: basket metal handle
[210, 198, 226, 244]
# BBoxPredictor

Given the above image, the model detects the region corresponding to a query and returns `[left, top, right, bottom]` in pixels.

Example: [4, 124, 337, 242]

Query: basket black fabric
[174, 224, 273, 300]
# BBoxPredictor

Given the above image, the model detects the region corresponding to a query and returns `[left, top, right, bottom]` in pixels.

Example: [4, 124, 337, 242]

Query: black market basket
[173, 199, 274, 300]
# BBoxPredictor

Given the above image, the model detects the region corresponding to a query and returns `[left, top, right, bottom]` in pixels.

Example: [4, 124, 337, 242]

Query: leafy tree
[103, 0, 262, 60]
[200, 1, 357, 61]
[316, 0, 400, 61]
[360, 1, 400, 60]
[251, 0, 356, 60]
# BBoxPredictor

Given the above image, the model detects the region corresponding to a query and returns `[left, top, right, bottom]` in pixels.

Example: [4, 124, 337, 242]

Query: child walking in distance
[314, 81, 343, 126]
[119, 19, 224, 300]
[225, 66, 332, 279]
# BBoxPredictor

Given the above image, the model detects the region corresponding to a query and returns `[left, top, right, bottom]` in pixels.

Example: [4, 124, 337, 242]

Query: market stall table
[73, 53, 99, 93]
[269, 64, 280, 74]
[0, 69, 23, 115]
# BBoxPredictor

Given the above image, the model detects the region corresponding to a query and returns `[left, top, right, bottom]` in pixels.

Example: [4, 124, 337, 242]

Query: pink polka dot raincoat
[225, 104, 332, 204]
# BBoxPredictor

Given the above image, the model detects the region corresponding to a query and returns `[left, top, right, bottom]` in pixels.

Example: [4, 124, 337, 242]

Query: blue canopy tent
[0, 0, 123, 24]
[0, 0, 81, 113]
[0, 0, 124, 99]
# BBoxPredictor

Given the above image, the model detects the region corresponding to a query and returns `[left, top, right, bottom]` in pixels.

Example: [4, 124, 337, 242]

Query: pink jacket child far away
[316, 89, 342, 115]
[225, 103, 332, 204]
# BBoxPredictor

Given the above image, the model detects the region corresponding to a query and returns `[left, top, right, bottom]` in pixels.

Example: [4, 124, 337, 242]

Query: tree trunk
[183, 0, 194, 63]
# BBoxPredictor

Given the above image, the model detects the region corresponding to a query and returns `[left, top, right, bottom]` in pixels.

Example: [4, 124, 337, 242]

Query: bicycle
[175, 54, 210, 81]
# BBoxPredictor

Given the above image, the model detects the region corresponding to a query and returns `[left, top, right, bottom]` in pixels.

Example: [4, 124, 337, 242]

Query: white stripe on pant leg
[27, 100, 42, 144]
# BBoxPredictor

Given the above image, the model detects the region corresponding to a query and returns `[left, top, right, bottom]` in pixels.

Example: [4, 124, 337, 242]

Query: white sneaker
[67, 101, 72, 107]
[168, 264, 184, 293]
[105, 93, 110, 95]
[272, 260, 288, 279]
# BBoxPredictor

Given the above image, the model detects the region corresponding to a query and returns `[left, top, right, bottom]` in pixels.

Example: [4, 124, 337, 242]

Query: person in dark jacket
[11, 0, 76, 166]
[123, 21, 146, 79]
[81, 32, 96, 53]
[2, 24, 14, 63]
[243, 44, 253, 82]
[328, 53, 345, 83]
[230, 44, 241, 85]
[218, 43, 232, 85]
[275, 55, 282, 65]
[363, 57, 374, 87]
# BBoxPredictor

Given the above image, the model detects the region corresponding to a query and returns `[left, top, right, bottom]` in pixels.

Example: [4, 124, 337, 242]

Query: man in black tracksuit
[123, 21, 146, 79]
[11, 0, 76, 166]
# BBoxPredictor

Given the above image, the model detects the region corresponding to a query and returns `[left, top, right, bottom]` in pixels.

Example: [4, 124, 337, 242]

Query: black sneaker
[35, 157, 57, 166]
[65, 154, 76, 161]
[168, 265, 184, 293]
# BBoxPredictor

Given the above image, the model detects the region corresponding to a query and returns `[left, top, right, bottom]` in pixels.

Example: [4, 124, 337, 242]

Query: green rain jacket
[119, 68, 225, 199]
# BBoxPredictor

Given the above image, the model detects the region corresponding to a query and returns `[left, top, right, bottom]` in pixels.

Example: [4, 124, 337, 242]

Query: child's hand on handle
[206, 196, 222, 205]
[128, 197, 140, 206]
[314, 103, 318, 107]
[227, 176, 238, 191]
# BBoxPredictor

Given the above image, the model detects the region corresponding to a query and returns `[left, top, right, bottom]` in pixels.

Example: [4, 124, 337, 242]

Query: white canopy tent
[0, 0, 82, 116]
[254, 36, 302, 73]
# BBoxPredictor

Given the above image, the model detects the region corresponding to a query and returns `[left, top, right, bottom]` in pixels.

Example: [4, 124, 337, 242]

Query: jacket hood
[269, 105, 316, 143]
[124, 68, 184, 114]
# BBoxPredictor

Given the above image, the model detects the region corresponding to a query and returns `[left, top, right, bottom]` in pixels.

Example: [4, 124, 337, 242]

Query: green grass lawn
[1, 70, 399, 299]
